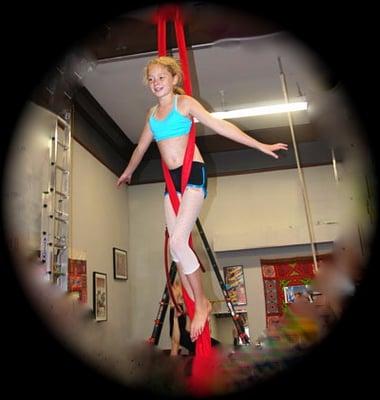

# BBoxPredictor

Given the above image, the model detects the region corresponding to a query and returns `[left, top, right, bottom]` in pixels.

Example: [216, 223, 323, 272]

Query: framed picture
[93, 272, 107, 321]
[113, 247, 128, 280]
[223, 265, 247, 306]
[68, 259, 87, 304]
[283, 284, 312, 304]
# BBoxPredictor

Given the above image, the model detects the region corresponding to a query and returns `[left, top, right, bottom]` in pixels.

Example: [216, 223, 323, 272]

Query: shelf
[212, 311, 247, 318]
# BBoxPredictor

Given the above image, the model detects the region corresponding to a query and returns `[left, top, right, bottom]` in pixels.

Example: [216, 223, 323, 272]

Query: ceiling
[80, 2, 336, 149]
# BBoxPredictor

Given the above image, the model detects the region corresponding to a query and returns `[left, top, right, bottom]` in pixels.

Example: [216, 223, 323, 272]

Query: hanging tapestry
[261, 255, 330, 328]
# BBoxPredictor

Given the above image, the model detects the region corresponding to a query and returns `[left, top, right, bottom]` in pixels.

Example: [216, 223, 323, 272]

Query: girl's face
[147, 64, 178, 98]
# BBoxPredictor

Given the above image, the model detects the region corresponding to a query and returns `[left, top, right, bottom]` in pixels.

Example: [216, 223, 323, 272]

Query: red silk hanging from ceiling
[155, 4, 212, 361]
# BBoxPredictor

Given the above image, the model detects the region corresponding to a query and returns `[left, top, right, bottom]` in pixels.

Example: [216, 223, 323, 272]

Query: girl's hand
[175, 308, 184, 317]
[116, 171, 132, 187]
[260, 143, 288, 159]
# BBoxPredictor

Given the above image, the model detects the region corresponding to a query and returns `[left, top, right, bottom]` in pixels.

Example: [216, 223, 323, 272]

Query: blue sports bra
[149, 95, 192, 142]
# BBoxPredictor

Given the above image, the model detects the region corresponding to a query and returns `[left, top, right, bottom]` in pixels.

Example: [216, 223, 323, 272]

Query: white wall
[70, 140, 130, 345]
[127, 181, 168, 345]
[206, 166, 341, 251]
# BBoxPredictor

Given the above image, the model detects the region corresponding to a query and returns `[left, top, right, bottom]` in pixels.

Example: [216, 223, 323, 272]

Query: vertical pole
[277, 57, 319, 273]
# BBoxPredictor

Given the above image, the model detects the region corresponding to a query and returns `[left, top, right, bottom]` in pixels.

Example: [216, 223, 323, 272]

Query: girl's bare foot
[190, 298, 212, 341]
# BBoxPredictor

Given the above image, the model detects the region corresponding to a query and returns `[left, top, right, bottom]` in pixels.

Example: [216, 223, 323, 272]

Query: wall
[203, 166, 341, 251]
[70, 139, 130, 345]
[3, 102, 57, 256]
[127, 181, 168, 345]
[309, 84, 376, 257]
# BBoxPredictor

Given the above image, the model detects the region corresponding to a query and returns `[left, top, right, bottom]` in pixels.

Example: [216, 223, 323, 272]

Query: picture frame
[113, 247, 128, 280]
[283, 284, 312, 304]
[68, 258, 87, 304]
[93, 272, 107, 321]
[223, 265, 247, 306]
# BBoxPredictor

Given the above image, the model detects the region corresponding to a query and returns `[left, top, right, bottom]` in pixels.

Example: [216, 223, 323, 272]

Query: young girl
[116, 56, 288, 342]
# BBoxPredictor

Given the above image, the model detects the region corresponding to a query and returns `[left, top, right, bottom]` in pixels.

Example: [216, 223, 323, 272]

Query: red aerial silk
[154, 5, 212, 361]
[153, 6, 224, 396]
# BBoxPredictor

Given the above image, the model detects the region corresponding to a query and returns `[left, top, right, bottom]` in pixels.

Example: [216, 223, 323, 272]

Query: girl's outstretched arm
[185, 96, 288, 158]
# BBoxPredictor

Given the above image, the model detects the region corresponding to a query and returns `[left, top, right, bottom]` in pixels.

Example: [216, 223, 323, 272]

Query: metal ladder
[195, 219, 251, 345]
[148, 261, 178, 345]
[40, 115, 71, 290]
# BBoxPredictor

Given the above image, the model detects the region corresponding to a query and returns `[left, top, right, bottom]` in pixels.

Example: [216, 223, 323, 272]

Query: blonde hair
[143, 56, 185, 95]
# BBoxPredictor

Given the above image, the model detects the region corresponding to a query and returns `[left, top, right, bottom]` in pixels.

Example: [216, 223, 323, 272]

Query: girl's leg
[164, 193, 194, 300]
[185, 267, 212, 341]
[170, 313, 181, 356]
[164, 187, 211, 341]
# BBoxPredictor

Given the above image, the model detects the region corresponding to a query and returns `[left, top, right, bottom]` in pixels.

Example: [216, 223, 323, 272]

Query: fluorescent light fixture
[194, 101, 308, 122]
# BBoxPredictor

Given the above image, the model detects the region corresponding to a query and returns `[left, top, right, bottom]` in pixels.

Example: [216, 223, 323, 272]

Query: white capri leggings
[164, 188, 205, 274]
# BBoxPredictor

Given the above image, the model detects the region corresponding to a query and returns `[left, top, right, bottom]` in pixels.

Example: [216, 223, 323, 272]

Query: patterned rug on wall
[261, 255, 330, 329]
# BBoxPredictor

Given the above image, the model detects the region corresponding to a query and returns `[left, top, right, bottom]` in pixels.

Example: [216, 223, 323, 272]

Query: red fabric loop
[156, 4, 211, 358]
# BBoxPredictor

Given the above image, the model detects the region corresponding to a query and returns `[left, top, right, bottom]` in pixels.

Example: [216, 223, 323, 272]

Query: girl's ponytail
[173, 86, 185, 95]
